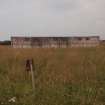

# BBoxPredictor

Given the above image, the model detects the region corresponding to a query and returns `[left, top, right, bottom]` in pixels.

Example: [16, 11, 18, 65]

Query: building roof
[11, 36, 100, 39]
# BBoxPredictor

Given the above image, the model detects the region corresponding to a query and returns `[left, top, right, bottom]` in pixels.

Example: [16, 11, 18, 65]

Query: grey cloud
[46, 0, 79, 13]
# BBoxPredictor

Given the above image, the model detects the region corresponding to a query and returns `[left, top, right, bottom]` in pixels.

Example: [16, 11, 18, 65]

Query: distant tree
[0, 40, 11, 45]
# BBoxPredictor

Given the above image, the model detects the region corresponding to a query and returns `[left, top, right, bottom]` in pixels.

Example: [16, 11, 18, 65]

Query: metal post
[30, 59, 35, 96]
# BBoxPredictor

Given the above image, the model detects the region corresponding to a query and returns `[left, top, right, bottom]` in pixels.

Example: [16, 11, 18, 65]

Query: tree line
[0, 40, 11, 45]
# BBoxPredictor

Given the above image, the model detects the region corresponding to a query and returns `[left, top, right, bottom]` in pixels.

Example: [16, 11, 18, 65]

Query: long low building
[11, 36, 100, 48]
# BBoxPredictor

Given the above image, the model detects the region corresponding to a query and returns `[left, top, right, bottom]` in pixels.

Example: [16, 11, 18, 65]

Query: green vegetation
[0, 45, 105, 105]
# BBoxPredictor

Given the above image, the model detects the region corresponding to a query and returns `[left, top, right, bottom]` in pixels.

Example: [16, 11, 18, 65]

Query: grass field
[0, 45, 105, 105]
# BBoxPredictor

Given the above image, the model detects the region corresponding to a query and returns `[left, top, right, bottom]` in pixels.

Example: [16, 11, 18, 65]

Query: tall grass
[0, 45, 105, 105]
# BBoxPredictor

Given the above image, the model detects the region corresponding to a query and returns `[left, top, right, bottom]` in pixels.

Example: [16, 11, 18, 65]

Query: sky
[0, 0, 105, 40]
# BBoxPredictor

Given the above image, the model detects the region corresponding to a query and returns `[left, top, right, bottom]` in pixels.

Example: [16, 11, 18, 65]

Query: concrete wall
[11, 36, 100, 48]
[70, 36, 100, 47]
[11, 37, 32, 48]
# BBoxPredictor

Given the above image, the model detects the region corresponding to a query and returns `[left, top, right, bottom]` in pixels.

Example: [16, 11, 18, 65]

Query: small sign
[25, 59, 31, 72]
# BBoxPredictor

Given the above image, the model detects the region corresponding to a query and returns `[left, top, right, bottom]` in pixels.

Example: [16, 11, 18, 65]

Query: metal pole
[30, 59, 35, 96]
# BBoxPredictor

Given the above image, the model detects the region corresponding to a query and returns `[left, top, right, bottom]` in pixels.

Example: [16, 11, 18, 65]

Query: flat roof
[11, 36, 100, 38]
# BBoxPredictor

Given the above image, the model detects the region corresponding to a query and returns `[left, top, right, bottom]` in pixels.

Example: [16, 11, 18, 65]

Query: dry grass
[0, 45, 105, 105]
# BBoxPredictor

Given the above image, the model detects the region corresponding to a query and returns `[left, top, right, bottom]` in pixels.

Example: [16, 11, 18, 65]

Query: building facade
[11, 36, 100, 48]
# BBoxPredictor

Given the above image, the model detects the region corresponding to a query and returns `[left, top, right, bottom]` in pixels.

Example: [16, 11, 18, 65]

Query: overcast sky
[0, 0, 105, 40]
